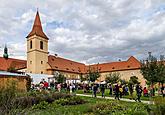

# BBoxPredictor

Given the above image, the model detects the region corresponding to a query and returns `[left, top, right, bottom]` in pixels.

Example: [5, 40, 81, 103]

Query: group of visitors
[89, 83, 165, 102]
[32, 79, 77, 94]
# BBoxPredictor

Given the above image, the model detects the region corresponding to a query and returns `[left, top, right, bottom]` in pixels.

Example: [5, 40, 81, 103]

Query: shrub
[54, 96, 86, 106]
[0, 80, 18, 114]
[88, 101, 148, 115]
[32, 101, 49, 110]
[152, 97, 165, 115]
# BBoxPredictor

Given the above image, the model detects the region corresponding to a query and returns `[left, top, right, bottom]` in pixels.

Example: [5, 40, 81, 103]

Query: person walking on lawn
[109, 84, 113, 96]
[93, 84, 98, 97]
[135, 83, 142, 102]
[100, 84, 105, 98]
[114, 84, 120, 100]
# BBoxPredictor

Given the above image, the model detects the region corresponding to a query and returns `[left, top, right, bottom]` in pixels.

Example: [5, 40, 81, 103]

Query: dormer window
[40, 41, 43, 50]
[127, 65, 130, 68]
[112, 67, 115, 69]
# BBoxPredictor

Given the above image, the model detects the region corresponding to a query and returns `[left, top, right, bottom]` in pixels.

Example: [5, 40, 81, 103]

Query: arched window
[30, 40, 32, 49]
[40, 41, 43, 50]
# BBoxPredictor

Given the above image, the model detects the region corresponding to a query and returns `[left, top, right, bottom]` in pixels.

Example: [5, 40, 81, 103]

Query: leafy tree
[140, 58, 159, 86]
[129, 76, 139, 85]
[105, 72, 121, 84]
[86, 67, 100, 82]
[80, 74, 87, 82]
[157, 62, 165, 87]
[55, 73, 66, 83]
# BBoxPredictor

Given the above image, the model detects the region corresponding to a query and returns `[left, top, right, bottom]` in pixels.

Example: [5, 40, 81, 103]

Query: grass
[19, 96, 148, 115]
[76, 89, 151, 101]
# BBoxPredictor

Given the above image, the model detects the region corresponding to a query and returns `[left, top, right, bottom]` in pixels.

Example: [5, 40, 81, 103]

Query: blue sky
[0, 0, 165, 64]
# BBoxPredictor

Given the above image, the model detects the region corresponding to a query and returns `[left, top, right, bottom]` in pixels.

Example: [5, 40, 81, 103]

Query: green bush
[88, 101, 148, 115]
[32, 101, 49, 110]
[152, 97, 165, 115]
[54, 96, 86, 106]
[0, 80, 18, 114]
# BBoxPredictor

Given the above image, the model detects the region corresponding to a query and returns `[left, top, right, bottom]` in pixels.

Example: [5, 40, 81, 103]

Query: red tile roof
[47, 55, 140, 74]
[87, 56, 141, 73]
[26, 11, 48, 40]
[0, 57, 26, 71]
[0, 55, 140, 74]
[48, 55, 85, 73]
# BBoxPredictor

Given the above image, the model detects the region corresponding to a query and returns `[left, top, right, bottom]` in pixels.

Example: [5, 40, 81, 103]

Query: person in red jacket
[143, 87, 148, 97]
[44, 81, 49, 90]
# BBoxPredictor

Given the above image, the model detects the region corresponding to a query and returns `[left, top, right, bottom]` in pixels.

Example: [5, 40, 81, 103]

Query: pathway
[76, 94, 154, 104]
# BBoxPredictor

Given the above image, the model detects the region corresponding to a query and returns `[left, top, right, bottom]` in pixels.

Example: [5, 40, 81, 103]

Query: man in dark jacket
[93, 84, 98, 97]
[114, 84, 120, 100]
[135, 83, 142, 102]
[100, 84, 105, 98]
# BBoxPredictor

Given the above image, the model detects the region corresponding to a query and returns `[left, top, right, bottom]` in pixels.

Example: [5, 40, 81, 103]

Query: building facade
[0, 11, 146, 86]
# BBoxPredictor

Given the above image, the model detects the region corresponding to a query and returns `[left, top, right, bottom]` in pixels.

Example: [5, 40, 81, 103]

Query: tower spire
[3, 44, 8, 59]
[26, 10, 48, 39]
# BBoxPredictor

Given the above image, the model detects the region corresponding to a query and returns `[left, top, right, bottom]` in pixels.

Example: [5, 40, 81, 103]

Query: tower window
[40, 41, 43, 50]
[41, 61, 43, 64]
[41, 71, 43, 74]
[30, 61, 32, 64]
[30, 40, 32, 49]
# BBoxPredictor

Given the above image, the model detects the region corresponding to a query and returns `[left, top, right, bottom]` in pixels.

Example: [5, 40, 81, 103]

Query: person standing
[57, 83, 61, 92]
[163, 87, 165, 98]
[100, 84, 105, 98]
[109, 84, 113, 96]
[135, 83, 142, 102]
[93, 84, 98, 98]
[129, 83, 134, 100]
[119, 85, 123, 98]
[115, 84, 120, 100]
[70, 84, 73, 94]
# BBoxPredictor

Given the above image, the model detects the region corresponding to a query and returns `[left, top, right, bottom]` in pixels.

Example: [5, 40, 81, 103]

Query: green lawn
[76, 89, 151, 101]
[20, 96, 149, 115]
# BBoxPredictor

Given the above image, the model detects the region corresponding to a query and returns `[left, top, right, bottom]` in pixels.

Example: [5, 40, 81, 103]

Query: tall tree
[157, 61, 165, 87]
[55, 73, 66, 83]
[140, 57, 159, 86]
[86, 67, 100, 82]
[105, 72, 121, 84]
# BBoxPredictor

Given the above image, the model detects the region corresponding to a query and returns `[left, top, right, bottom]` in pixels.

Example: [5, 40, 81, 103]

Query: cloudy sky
[0, 0, 165, 64]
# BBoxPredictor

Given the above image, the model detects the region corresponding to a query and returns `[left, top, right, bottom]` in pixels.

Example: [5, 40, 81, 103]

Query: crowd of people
[31, 79, 165, 101]
[31, 79, 77, 94]
[84, 83, 165, 102]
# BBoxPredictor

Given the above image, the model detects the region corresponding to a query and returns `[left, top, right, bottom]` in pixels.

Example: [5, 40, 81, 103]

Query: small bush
[32, 101, 49, 110]
[153, 97, 165, 115]
[54, 96, 86, 106]
[0, 80, 18, 114]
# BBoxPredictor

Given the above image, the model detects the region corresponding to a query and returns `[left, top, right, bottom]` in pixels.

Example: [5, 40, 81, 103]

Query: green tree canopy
[140, 58, 159, 85]
[86, 67, 100, 82]
[129, 76, 139, 85]
[55, 73, 66, 83]
[105, 72, 121, 84]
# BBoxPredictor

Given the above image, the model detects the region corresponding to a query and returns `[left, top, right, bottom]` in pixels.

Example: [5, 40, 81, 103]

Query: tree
[140, 53, 163, 96]
[140, 57, 159, 86]
[55, 73, 66, 83]
[157, 62, 165, 87]
[129, 76, 139, 85]
[105, 72, 121, 84]
[86, 67, 100, 82]
[80, 74, 87, 82]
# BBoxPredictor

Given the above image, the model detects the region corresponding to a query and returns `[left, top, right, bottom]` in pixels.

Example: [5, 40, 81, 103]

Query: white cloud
[0, 0, 165, 63]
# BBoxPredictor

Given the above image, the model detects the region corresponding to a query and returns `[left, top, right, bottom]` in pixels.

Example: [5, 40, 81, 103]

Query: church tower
[26, 11, 49, 74]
